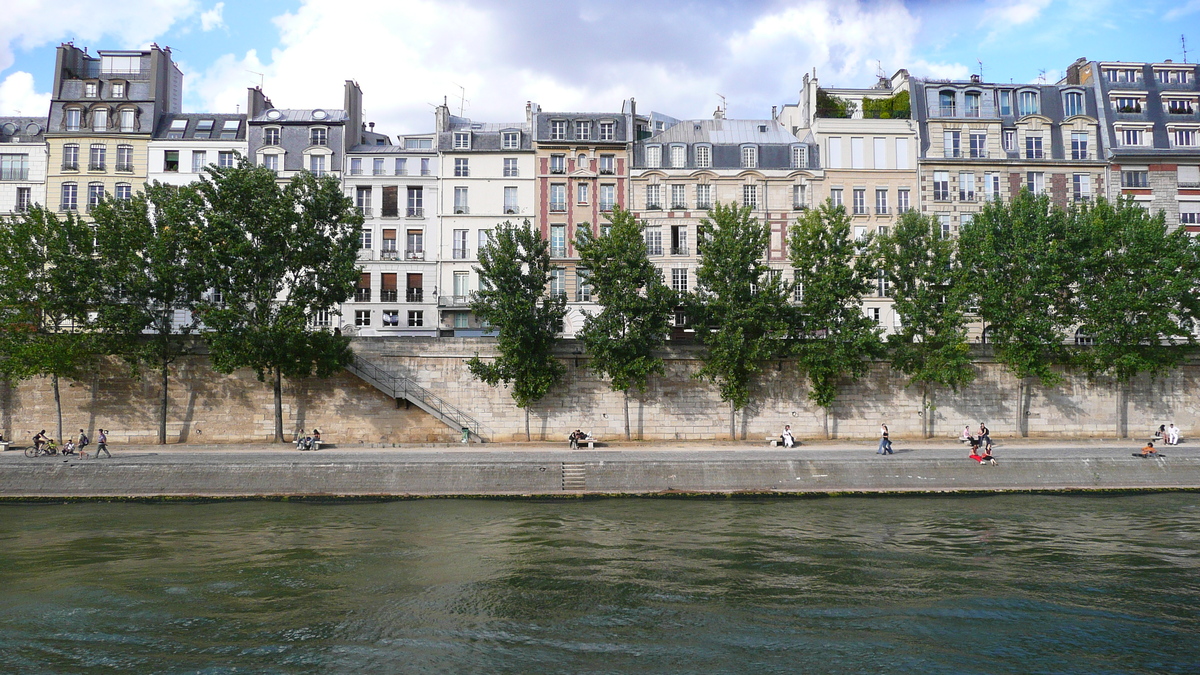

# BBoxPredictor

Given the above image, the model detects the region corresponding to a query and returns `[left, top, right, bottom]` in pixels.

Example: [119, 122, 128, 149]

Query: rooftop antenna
[452, 83, 469, 117]
[876, 60, 885, 79]
[245, 70, 264, 88]
[977, 58, 984, 81]
[1183, 34, 1189, 63]
[716, 93, 727, 115]
[1038, 68, 1047, 84]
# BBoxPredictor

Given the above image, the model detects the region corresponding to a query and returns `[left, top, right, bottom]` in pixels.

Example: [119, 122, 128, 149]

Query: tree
[1072, 198, 1200, 409]
[689, 202, 791, 439]
[0, 206, 102, 445]
[875, 210, 976, 437]
[90, 184, 208, 444]
[468, 219, 567, 441]
[575, 207, 674, 440]
[788, 199, 883, 435]
[190, 160, 362, 442]
[959, 190, 1076, 435]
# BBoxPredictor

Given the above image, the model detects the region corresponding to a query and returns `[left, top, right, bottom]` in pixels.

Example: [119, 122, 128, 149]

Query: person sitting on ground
[61, 438, 76, 455]
[978, 445, 997, 465]
[781, 425, 795, 448]
[1138, 441, 1159, 457]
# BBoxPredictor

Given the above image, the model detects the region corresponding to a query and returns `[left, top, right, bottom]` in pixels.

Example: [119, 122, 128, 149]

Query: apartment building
[531, 103, 637, 335]
[246, 80, 365, 181]
[45, 44, 182, 215]
[631, 108, 821, 331]
[1065, 58, 1200, 229]
[147, 113, 247, 186]
[780, 70, 918, 333]
[343, 132, 441, 337]
[0, 118, 48, 214]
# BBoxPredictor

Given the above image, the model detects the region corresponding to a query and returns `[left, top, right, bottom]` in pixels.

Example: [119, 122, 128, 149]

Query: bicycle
[24, 439, 58, 458]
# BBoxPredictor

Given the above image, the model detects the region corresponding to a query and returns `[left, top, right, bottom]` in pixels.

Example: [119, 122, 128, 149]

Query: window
[933, 171, 950, 201]
[453, 132, 470, 149]
[386, 158, 402, 176]
[1157, 69, 1195, 84]
[221, 120, 239, 139]
[664, 144, 684, 168]
[349, 158, 362, 175]
[406, 231, 424, 258]
[1025, 134, 1043, 159]
[661, 184, 682, 209]
[1063, 92, 1084, 117]
[88, 182, 104, 210]
[646, 184, 662, 209]
[1072, 173, 1091, 202]
[600, 184, 615, 211]
[502, 131, 519, 149]
[119, 108, 134, 132]
[827, 137, 842, 168]
[16, 187, 31, 211]
[163, 150, 179, 172]
[599, 121, 615, 141]
[111, 82, 126, 97]
[1113, 97, 1142, 113]
[382, 311, 399, 327]
[645, 146, 661, 168]
[264, 127, 280, 146]
[791, 145, 807, 169]
[381, 231, 398, 258]
[0, 154, 28, 181]
[453, 229, 469, 259]
[408, 311, 424, 327]
[1121, 170, 1149, 188]
[575, 120, 591, 140]
[1174, 129, 1198, 147]
[101, 55, 141, 74]
[454, 271, 470, 298]
[407, 186, 424, 216]
[830, 188, 843, 208]
[1166, 99, 1195, 115]
[851, 137, 864, 168]
[1026, 171, 1044, 194]
[454, 158, 469, 177]
[645, 227, 663, 255]
[897, 188, 910, 213]
[598, 154, 614, 175]
[262, 154, 279, 172]
[998, 90, 1012, 116]
[61, 183, 77, 211]
[938, 214, 951, 239]
[852, 188, 866, 215]
[91, 108, 107, 132]
[193, 120, 214, 139]
[501, 157, 518, 177]
[876, 270, 891, 297]
[550, 184, 566, 212]
[360, 229, 373, 250]
[576, 269, 592, 302]
[65, 108, 81, 132]
[373, 158, 385, 176]
[405, 137, 433, 150]
[670, 225, 688, 255]
[192, 150, 207, 173]
[939, 90, 957, 116]
[692, 145, 711, 169]
[1103, 67, 1140, 83]
[1017, 90, 1039, 116]
[355, 311, 371, 327]
[895, 138, 909, 169]
[504, 186, 519, 214]
[550, 120, 567, 140]
[550, 154, 565, 174]
[308, 155, 326, 175]
[671, 268, 688, 293]
[85, 144, 104, 171]
[310, 128, 327, 146]
[959, 172, 975, 201]
[965, 92, 981, 117]
[793, 184, 807, 210]
[1122, 128, 1144, 146]
[969, 131, 987, 158]
[421, 158, 431, 176]
[84, 82, 97, 98]
[1183, 211, 1200, 226]
[943, 130, 961, 158]
[550, 269, 566, 298]
[454, 186, 469, 214]
[741, 145, 757, 168]
[875, 189, 888, 214]
[478, 229, 490, 252]
[743, 184, 759, 209]
[578, 183, 590, 205]
[1003, 130, 1015, 152]
[984, 173, 1001, 201]
[1071, 132, 1088, 160]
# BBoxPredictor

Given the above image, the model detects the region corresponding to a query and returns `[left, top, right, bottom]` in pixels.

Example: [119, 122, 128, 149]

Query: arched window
[1018, 90, 1039, 116]
[1063, 91, 1084, 117]
[939, 90, 957, 116]
[981, 325, 995, 344]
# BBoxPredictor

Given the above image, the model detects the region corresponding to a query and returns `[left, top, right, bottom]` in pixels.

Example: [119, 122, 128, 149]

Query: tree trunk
[524, 406, 530, 442]
[1117, 379, 1129, 439]
[623, 390, 631, 441]
[921, 384, 929, 439]
[273, 367, 284, 443]
[158, 362, 169, 445]
[823, 406, 830, 440]
[730, 400, 736, 441]
[1018, 379, 1028, 438]
[52, 373, 63, 447]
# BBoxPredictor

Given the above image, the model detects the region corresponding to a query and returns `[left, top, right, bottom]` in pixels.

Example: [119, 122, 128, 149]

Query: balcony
[406, 207, 424, 218]
[792, 203, 807, 211]
[116, 163, 134, 172]
[373, 168, 388, 176]
[454, 206, 470, 214]
[853, 207, 868, 215]
[959, 191, 976, 202]
[599, 167, 615, 175]
[394, 168, 408, 175]
[380, 289, 398, 303]
[421, 168, 431, 176]
[600, 203, 615, 212]
[1025, 150, 1044, 160]
[354, 289, 371, 303]
[62, 162, 79, 171]
[406, 289, 424, 303]
[670, 246, 689, 256]
[965, 106, 981, 118]
[88, 162, 106, 171]
[944, 149, 962, 159]
[349, 168, 363, 175]
[670, 203, 687, 210]
[575, 290, 592, 302]
[550, 168, 566, 175]
[939, 106, 957, 117]
[380, 248, 399, 260]
[438, 294, 473, 308]
[549, 202, 566, 213]
[875, 206, 890, 215]
[60, 203, 78, 211]
[503, 170, 519, 178]
[357, 206, 372, 216]
[504, 206, 520, 215]
[968, 150, 988, 159]
[550, 247, 567, 258]
[406, 250, 425, 260]
[646, 203, 662, 211]
[452, 247, 470, 260]
[697, 202, 712, 210]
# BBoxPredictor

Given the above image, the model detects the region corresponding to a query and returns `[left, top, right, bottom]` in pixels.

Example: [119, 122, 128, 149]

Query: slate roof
[643, 118, 797, 145]
[0, 117, 48, 142]
[249, 109, 347, 124]
[153, 113, 247, 140]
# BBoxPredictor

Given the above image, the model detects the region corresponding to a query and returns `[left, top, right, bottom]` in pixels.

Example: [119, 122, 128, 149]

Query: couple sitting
[568, 429, 590, 449]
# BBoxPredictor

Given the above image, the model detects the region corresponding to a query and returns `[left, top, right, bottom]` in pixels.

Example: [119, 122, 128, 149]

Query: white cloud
[188, 0, 963, 134]
[1165, 0, 1200, 19]
[981, 0, 1053, 27]
[0, 0, 199, 73]
[0, 71, 50, 116]
[200, 2, 226, 32]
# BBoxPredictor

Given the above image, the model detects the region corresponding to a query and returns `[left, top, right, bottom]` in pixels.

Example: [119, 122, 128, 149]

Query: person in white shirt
[781, 425, 795, 448]
[1167, 424, 1180, 446]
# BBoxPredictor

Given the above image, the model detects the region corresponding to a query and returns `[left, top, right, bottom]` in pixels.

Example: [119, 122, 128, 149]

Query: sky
[0, 0, 1197, 135]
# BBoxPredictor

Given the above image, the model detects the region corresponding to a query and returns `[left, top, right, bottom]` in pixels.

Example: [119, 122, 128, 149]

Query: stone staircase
[346, 353, 488, 442]
[561, 462, 587, 490]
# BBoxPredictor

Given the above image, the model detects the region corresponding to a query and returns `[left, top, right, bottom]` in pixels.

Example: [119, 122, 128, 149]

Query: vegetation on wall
[816, 88, 858, 118]
[861, 90, 911, 119]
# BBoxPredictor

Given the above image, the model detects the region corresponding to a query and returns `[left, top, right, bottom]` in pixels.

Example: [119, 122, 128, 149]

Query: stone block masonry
[2, 337, 1199, 445]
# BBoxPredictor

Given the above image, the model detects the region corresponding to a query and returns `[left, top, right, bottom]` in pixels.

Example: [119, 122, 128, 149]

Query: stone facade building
[0, 118, 48, 214]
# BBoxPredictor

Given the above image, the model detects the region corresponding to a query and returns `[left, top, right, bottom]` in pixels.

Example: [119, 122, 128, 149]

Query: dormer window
[1113, 96, 1143, 113]
[939, 90, 956, 116]
[84, 82, 98, 98]
[264, 127, 280, 146]
[1103, 67, 1141, 83]
[167, 119, 187, 138]
[550, 120, 566, 141]
[310, 127, 327, 146]
[91, 108, 108, 132]
[599, 121, 615, 141]
[695, 144, 711, 168]
[1156, 69, 1195, 84]
[645, 145, 661, 168]
[669, 144, 686, 168]
[1063, 91, 1084, 117]
[118, 108, 135, 132]
[65, 108, 81, 132]
[741, 145, 758, 169]
[1017, 90, 1039, 116]
[221, 120, 239, 139]
[965, 92, 981, 117]
[502, 131, 519, 149]
[453, 131, 470, 149]
[195, 119, 214, 139]
[110, 82, 125, 98]
[576, 120, 591, 140]
[791, 145, 807, 168]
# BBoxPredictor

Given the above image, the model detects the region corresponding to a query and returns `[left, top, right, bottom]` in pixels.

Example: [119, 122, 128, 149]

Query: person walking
[877, 424, 893, 455]
[94, 429, 111, 458]
[77, 429, 89, 458]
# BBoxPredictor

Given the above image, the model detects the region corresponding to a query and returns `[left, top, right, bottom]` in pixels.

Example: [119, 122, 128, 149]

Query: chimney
[525, 100, 532, 125]
[246, 86, 272, 119]
[970, 74, 981, 83]
[771, 105, 777, 119]
[369, 122, 375, 131]
[435, 98, 451, 132]
[1065, 57, 1087, 85]
[713, 106, 724, 120]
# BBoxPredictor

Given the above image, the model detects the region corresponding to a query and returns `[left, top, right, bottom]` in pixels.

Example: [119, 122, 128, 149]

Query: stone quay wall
[1, 337, 1198, 445]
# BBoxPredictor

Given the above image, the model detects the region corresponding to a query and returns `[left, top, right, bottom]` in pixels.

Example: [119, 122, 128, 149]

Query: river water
[1, 494, 1197, 674]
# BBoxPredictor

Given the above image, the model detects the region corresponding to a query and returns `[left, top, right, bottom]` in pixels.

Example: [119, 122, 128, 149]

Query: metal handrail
[347, 354, 486, 440]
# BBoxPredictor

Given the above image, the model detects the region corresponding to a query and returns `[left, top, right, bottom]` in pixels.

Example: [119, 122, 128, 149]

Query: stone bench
[0, 441, 10, 452]
[295, 438, 323, 451]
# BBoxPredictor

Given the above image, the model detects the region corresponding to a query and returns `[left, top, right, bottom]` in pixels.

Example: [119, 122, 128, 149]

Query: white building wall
[147, 139, 250, 187]
[0, 140, 48, 214]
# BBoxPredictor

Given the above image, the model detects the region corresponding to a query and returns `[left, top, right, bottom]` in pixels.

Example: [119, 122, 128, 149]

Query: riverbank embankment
[1, 439, 1195, 498]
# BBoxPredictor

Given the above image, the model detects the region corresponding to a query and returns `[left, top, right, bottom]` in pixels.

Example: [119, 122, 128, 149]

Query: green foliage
[1072, 198, 1200, 381]
[959, 190, 1076, 385]
[468, 219, 567, 409]
[861, 90, 911, 119]
[575, 207, 674, 395]
[788, 199, 883, 408]
[816, 88, 858, 118]
[690, 202, 791, 416]
[875, 210, 976, 393]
